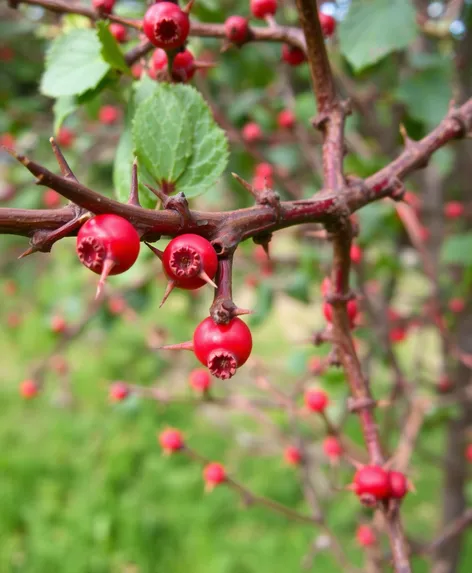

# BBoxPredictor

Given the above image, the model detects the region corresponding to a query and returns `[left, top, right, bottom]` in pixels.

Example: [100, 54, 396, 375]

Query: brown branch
[424, 509, 472, 555]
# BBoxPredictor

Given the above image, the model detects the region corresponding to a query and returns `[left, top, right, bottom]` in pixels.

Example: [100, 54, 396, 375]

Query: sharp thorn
[128, 158, 141, 206]
[231, 172, 257, 196]
[49, 137, 78, 181]
[199, 270, 217, 289]
[95, 258, 116, 300]
[232, 307, 253, 317]
[159, 280, 175, 308]
[182, 0, 195, 14]
[18, 246, 36, 259]
[145, 242, 164, 260]
[158, 340, 194, 351]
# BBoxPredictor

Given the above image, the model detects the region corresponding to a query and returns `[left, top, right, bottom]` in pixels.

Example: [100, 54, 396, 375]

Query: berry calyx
[143, 2, 190, 50]
[93, 0, 115, 14]
[444, 201, 464, 219]
[281, 44, 306, 66]
[242, 121, 262, 143]
[20, 379, 39, 399]
[284, 445, 302, 466]
[277, 109, 295, 130]
[203, 462, 226, 489]
[76, 214, 141, 299]
[99, 105, 120, 125]
[319, 12, 336, 37]
[388, 471, 409, 500]
[42, 189, 62, 208]
[323, 436, 343, 460]
[57, 126, 75, 148]
[109, 382, 129, 402]
[304, 388, 329, 413]
[250, 0, 277, 19]
[189, 368, 212, 392]
[193, 317, 253, 380]
[109, 23, 128, 43]
[159, 428, 184, 453]
[224, 15, 250, 44]
[352, 465, 391, 504]
[356, 525, 376, 547]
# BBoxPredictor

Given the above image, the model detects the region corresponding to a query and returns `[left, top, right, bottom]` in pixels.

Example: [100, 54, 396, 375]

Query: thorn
[199, 270, 217, 289]
[18, 246, 36, 259]
[145, 242, 164, 260]
[182, 0, 195, 14]
[159, 280, 175, 308]
[95, 258, 116, 300]
[232, 307, 253, 317]
[399, 124, 414, 147]
[49, 137, 78, 181]
[407, 479, 416, 494]
[128, 158, 141, 207]
[193, 60, 217, 71]
[159, 340, 194, 351]
[231, 172, 256, 197]
[144, 183, 167, 203]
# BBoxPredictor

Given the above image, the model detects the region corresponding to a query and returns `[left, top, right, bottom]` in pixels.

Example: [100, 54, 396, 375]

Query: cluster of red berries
[321, 277, 358, 329]
[351, 465, 409, 505]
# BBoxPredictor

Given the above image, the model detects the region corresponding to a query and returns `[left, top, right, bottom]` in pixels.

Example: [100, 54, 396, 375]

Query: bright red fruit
[284, 445, 302, 466]
[109, 23, 128, 43]
[159, 428, 184, 453]
[0, 132, 15, 148]
[42, 189, 61, 208]
[76, 214, 140, 298]
[143, 2, 190, 50]
[323, 299, 358, 327]
[281, 44, 306, 66]
[466, 444, 472, 462]
[250, 0, 277, 19]
[449, 298, 465, 313]
[193, 317, 253, 380]
[388, 471, 409, 499]
[189, 368, 212, 392]
[444, 201, 464, 219]
[323, 436, 342, 459]
[242, 122, 262, 143]
[203, 462, 226, 488]
[356, 525, 376, 547]
[109, 382, 129, 402]
[224, 15, 250, 44]
[172, 50, 195, 82]
[350, 244, 362, 264]
[151, 48, 168, 73]
[252, 175, 273, 191]
[389, 327, 407, 343]
[93, 0, 115, 13]
[437, 375, 453, 393]
[352, 465, 391, 502]
[319, 12, 336, 37]
[50, 315, 67, 334]
[108, 296, 127, 315]
[255, 162, 274, 179]
[99, 105, 120, 125]
[277, 109, 295, 129]
[57, 126, 75, 148]
[20, 379, 39, 399]
[304, 388, 329, 413]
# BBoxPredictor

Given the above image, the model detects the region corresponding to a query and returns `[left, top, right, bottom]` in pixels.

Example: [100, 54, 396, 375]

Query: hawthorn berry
[203, 462, 226, 489]
[143, 2, 190, 50]
[350, 244, 362, 264]
[388, 470, 409, 500]
[224, 15, 250, 44]
[356, 524, 376, 547]
[319, 12, 336, 37]
[50, 315, 67, 334]
[57, 126, 75, 148]
[284, 445, 302, 466]
[108, 296, 127, 315]
[449, 297, 465, 313]
[277, 109, 296, 130]
[109, 382, 129, 402]
[323, 436, 343, 460]
[151, 48, 169, 74]
[304, 388, 329, 413]
[389, 327, 407, 343]
[76, 214, 141, 298]
[242, 122, 262, 143]
[172, 49, 196, 82]
[255, 163, 274, 179]
[281, 44, 306, 66]
[20, 379, 39, 399]
[93, 0, 115, 13]
[0, 132, 15, 148]
[189, 368, 212, 392]
[109, 23, 128, 43]
[323, 299, 358, 328]
[250, 0, 277, 19]
[193, 317, 253, 380]
[42, 189, 61, 208]
[466, 444, 472, 462]
[159, 428, 184, 453]
[99, 105, 120, 125]
[352, 465, 391, 503]
[444, 201, 464, 219]
[437, 375, 454, 393]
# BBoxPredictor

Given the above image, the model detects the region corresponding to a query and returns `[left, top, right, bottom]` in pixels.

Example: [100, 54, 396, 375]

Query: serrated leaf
[96, 21, 129, 73]
[441, 234, 472, 266]
[133, 83, 228, 199]
[339, 0, 417, 72]
[53, 96, 77, 134]
[40, 29, 110, 97]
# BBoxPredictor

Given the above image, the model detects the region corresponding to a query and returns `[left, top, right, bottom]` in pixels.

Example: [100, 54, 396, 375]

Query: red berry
[254, 162, 274, 179]
[0, 132, 15, 148]
[57, 126, 75, 148]
[321, 276, 331, 296]
[109, 23, 128, 43]
[151, 48, 168, 72]
[444, 201, 464, 219]
[50, 315, 67, 334]
[42, 189, 62, 208]
[76, 214, 140, 297]
[319, 12, 336, 37]
[418, 226, 430, 242]
[352, 465, 391, 502]
[323, 436, 342, 459]
[93, 0, 115, 13]
[437, 375, 454, 393]
[304, 388, 329, 413]
[281, 44, 306, 66]
[277, 109, 295, 129]
[389, 327, 407, 343]
[388, 470, 409, 500]
[250, 0, 277, 19]
[224, 15, 250, 44]
[307, 356, 321, 374]
[162, 234, 218, 291]
[193, 317, 253, 380]
[350, 244, 362, 264]
[242, 122, 262, 143]
[449, 298, 465, 313]
[323, 299, 358, 327]
[466, 444, 472, 462]
[159, 428, 184, 453]
[131, 63, 144, 79]
[20, 379, 39, 399]
[172, 49, 195, 82]
[143, 2, 190, 50]
[108, 296, 127, 315]
[0, 184, 16, 202]
[4, 280, 17, 296]
[356, 525, 376, 547]
[284, 445, 302, 466]
[203, 462, 226, 488]
[110, 382, 129, 402]
[99, 105, 120, 125]
[387, 308, 401, 322]
[252, 175, 273, 191]
[189, 368, 212, 392]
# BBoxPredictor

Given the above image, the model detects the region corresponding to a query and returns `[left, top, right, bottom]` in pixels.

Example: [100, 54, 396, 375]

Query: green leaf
[339, 0, 417, 72]
[284, 272, 311, 304]
[133, 83, 228, 199]
[40, 29, 110, 97]
[441, 234, 472, 266]
[53, 96, 77, 134]
[249, 283, 274, 327]
[96, 21, 129, 73]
